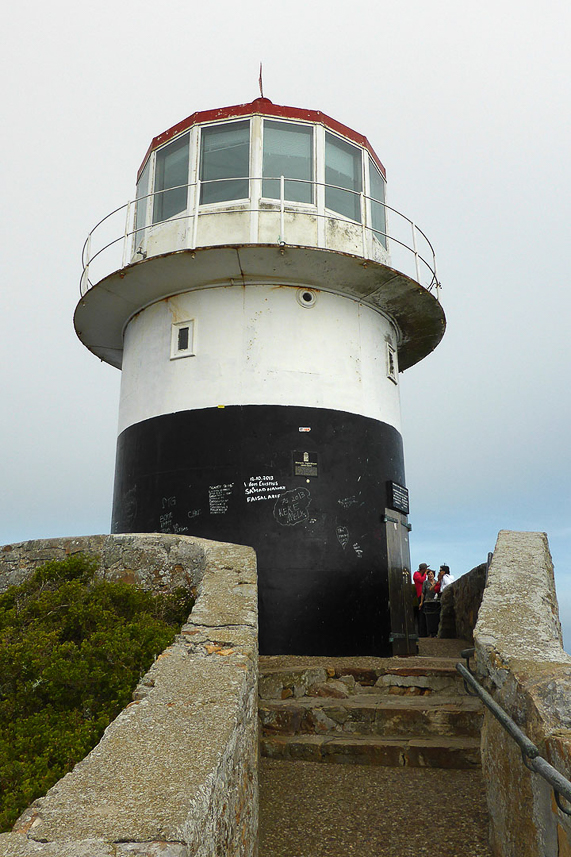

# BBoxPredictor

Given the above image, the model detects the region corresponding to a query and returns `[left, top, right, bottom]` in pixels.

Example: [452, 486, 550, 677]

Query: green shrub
[0, 554, 194, 831]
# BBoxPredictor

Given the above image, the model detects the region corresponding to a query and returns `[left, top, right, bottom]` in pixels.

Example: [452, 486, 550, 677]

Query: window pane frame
[200, 120, 250, 205]
[262, 119, 314, 204]
[369, 158, 387, 249]
[152, 133, 190, 224]
[134, 158, 151, 248]
[325, 131, 362, 223]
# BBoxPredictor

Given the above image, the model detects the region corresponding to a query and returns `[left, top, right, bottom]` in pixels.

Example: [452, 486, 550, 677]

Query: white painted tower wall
[118, 286, 401, 435]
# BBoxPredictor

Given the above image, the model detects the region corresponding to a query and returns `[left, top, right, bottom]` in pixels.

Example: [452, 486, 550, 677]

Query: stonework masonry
[439, 562, 487, 643]
[0, 534, 258, 857]
[474, 530, 571, 857]
[1, 530, 570, 856]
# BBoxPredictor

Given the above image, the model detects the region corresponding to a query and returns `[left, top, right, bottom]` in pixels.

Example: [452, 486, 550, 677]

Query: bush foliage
[0, 554, 194, 832]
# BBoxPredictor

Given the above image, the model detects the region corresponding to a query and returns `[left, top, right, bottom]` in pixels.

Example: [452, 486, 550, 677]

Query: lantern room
[77, 98, 443, 374]
[132, 97, 389, 265]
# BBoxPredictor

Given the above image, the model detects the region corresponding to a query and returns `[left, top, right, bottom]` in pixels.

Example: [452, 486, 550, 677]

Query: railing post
[191, 181, 200, 250]
[121, 201, 132, 269]
[81, 233, 92, 295]
[279, 175, 285, 244]
[433, 256, 441, 300]
[411, 221, 421, 284]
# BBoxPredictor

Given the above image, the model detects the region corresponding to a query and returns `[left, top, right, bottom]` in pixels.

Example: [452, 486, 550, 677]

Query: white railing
[80, 178, 441, 299]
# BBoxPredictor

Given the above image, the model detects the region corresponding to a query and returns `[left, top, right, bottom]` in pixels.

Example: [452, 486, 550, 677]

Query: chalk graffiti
[338, 496, 359, 509]
[209, 483, 234, 515]
[244, 475, 286, 503]
[336, 526, 349, 550]
[159, 510, 188, 534]
[353, 542, 363, 558]
[159, 511, 173, 533]
[122, 486, 138, 528]
[162, 496, 176, 509]
[273, 488, 311, 527]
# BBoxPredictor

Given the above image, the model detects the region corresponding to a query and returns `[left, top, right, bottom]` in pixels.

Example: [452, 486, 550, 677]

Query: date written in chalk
[244, 476, 286, 503]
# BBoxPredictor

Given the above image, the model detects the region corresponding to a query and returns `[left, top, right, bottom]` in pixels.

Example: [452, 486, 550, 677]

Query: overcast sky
[2, 0, 570, 648]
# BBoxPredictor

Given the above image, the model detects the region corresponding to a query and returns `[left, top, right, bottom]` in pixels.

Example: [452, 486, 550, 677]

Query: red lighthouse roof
[138, 97, 386, 181]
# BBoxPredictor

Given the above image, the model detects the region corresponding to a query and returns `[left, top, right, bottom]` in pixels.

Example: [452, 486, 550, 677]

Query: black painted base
[112, 405, 406, 656]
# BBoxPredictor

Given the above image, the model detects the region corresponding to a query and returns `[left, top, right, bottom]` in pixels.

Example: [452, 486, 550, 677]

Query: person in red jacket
[413, 563, 428, 637]
[413, 563, 428, 598]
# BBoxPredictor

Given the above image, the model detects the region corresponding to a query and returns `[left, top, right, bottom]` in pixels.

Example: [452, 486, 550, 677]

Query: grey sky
[2, 0, 570, 646]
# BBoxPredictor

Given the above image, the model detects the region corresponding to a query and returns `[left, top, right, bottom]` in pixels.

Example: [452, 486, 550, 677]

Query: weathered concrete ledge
[0, 534, 208, 595]
[0, 534, 258, 857]
[474, 530, 571, 857]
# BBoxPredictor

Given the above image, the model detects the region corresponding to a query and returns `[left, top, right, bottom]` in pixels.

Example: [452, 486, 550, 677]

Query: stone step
[259, 694, 483, 739]
[259, 659, 468, 701]
[260, 734, 482, 769]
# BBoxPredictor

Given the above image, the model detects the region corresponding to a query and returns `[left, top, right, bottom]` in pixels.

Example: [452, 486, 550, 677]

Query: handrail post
[81, 233, 92, 295]
[279, 175, 285, 244]
[434, 256, 441, 300]
[121, 201, 132, 269]
[191, 181, 200, 250]
[411, 221, 421, 284]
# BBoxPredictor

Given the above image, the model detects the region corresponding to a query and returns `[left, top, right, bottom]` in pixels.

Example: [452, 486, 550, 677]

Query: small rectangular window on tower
[171, 319, 195, 360]
[386, 343, 398, 383]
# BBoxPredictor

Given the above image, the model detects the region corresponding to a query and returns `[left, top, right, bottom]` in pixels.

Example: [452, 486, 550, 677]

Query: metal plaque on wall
[387, 481, 409, 515]
[293, 451, 318, 478]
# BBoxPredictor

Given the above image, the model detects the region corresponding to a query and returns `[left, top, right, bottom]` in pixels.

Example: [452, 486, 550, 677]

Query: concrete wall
[0, 534, 258, 857]
[474, 530, 571, 857]
[439, 562, 487, 643]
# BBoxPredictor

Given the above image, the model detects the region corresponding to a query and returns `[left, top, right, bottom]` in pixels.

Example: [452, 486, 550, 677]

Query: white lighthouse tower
[76, 97, 445, 656]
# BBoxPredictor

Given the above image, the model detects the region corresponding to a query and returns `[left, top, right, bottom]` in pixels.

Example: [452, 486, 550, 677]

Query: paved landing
[259, 759, 492, 857]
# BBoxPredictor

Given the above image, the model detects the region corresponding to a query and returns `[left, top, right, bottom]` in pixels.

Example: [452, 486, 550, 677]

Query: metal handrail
[457, 649, 571, 816]
[80, 177, 441, 298]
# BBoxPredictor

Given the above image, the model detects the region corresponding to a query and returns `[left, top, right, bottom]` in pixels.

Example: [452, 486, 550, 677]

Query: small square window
[178, 326, 189, 351]
[171, 319, 195, 359]
[386, 343, 398, 383]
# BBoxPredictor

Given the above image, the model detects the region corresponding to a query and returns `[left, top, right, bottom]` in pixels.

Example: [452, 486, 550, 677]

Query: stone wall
[0, 534, 206, 594]
[0, 534, 258, 857]
[439, 562, 487, 642]
[474, 530, 571, 857]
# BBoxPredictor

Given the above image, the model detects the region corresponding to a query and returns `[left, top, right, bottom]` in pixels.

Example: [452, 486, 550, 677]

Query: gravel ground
[417, 638, 473, 659]
[259, 759, 492, 857]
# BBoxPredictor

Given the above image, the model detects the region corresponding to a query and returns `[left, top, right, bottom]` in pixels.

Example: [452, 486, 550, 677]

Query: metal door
[384, 509, 416, 656]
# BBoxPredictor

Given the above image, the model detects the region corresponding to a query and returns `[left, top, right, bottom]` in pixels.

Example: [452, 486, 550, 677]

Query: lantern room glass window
[153, 133, 189, 224]
[262, 120, 313, 204]
[134, 158, 151, 249]
[325, 132, 362, 223]
[200, 121, 250, 204]
[369, 158, 387, 249]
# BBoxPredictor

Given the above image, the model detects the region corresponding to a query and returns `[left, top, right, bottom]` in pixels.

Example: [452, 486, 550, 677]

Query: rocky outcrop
[474, 530, 571, 857]
[0, 534, 258, 857]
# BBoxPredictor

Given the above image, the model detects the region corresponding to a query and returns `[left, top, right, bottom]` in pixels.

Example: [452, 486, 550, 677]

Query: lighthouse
[76, 98, 445, 657]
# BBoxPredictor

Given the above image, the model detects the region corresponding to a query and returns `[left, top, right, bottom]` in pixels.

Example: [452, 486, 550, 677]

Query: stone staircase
[258, 654, 483, 769]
